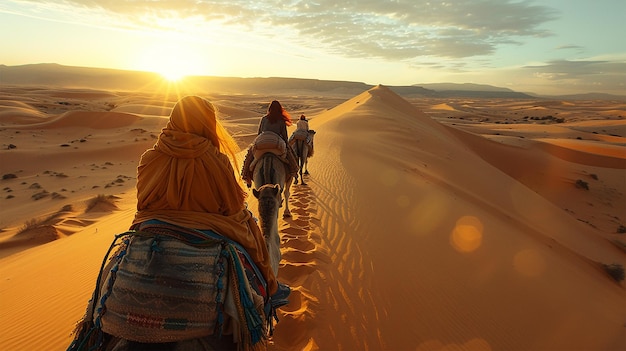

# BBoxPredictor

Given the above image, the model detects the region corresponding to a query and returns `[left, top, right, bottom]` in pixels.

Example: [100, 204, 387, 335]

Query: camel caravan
[68, 97, 315, 351]
[241, 105, 315, 286]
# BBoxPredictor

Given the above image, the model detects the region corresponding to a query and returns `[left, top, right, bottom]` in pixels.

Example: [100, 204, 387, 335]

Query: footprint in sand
[273, 181, 329, 339]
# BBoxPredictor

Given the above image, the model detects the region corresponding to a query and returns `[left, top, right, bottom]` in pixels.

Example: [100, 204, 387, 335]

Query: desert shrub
[575, 179, 589, 190]
[17, 218, 44, 234]
[32, 191, 50, 200]
[2, 174, 17, 180]
[603, 263, 625, 282]
[51, 192, 67, 199]
[86, 194, 117, 212]
[617, 225, 626, 234]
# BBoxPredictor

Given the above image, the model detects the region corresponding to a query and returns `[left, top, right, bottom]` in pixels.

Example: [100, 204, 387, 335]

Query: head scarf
[132, 95, 277, 294]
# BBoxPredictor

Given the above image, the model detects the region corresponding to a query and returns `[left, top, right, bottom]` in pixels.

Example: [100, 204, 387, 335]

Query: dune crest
[267, 85, 625, 350]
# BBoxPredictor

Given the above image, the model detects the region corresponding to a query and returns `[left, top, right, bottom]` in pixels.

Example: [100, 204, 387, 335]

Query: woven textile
[254, 131, 286, 153]
[98, 234, 227, 343]
[291, 129, 308, 141]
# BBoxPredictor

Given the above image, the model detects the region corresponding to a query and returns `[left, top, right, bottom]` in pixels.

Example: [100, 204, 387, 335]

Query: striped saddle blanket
[67, 221, 270, 349]
[98, 232, 227, 343]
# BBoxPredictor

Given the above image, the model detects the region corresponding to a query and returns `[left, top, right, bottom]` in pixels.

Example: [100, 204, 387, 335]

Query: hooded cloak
[132, 95, 277, 295]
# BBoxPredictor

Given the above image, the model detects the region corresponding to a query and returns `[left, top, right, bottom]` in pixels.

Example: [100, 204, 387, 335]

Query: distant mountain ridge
[535, 92, 626, 101]
[1, 64, 624, 101]
[416, 82, 514, 92]
[415, 82, 532, 99]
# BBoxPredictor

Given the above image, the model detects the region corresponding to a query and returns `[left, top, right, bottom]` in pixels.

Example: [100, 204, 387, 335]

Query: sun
[132, 33, 224, 84]
[151, 56, 191, 82]
[158, 67, 188, 82]
[136, 44, 201, 82]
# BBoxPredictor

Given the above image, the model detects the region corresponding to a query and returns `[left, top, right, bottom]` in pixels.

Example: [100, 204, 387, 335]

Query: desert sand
[0, 83, 625, 351]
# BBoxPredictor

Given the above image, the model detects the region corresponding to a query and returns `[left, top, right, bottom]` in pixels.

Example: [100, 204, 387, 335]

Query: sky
[1, 0, 625, 95]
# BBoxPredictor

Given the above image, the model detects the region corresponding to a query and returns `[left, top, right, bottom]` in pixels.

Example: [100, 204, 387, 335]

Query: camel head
[253, 183, 282, 205]
[253, 183, 282, 234]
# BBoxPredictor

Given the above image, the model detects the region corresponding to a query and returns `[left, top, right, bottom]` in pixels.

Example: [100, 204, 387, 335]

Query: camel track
[268, 162, 386, 350]
[268, 180, 326, 350]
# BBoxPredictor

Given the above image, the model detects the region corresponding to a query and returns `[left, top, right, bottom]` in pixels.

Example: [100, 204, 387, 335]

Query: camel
[251, 153, 293, 275]
[252, 152, 293, 218]
[291, 130, 315, 185]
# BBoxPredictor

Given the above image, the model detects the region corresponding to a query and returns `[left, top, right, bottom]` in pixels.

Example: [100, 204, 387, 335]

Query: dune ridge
[268, 86, 624, 350]
[0, 84, 624, 351]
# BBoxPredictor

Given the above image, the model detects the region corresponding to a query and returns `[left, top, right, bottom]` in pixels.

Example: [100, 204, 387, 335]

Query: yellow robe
[132, 97, 277, 295]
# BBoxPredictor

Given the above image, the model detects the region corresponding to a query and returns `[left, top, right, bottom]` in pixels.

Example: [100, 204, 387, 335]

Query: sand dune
[0, 84, 624, 351]
[268, 87, 625, 350]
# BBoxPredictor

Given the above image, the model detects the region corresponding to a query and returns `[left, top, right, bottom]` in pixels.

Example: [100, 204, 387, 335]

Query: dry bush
[603, 263, 625, 283]
[16, 204, 73, 234]
[575, 179, 589, 190]
[85, 194, 118, 212]
[17, 218, 45, 234]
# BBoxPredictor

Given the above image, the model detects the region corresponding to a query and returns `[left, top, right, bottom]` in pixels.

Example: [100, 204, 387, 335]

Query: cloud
[523, 59, 626, 93]
[555, 44, 583, 51]
[9, 0, 559, 62]
[525, 59, 626, 79]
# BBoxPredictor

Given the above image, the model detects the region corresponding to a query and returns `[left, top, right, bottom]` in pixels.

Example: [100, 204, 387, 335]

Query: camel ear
[272, 184, 280, 195]
[252, 188, 260, 199]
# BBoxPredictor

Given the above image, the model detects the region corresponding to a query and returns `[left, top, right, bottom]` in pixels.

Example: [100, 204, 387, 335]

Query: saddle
[248, 132, 289, 170]
[291, 129, 309, 141]
[288, 130, 315, 158]
[68, 221, 272, 350]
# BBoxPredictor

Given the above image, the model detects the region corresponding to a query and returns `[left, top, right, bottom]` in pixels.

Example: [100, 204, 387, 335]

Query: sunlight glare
[450, 216, 484, 253]
[158, 66, 188, 82]
[149, 51, 192, 82]
[134, 39, 209, 82]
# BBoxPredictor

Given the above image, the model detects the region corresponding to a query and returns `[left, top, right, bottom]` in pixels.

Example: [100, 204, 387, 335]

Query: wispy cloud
[555, 44, 583, 51]
[524, 59, 626, 93]
[9, 0, 559, 61]
[525, 59, 626, 79]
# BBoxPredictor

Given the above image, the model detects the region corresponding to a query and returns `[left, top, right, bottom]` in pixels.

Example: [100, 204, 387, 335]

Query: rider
[133, 96, 293, 348]
[290, 114, 314, 157]
[296, 114, 309, 132]
[69, 96, 279, 351]
[258, 100, 291, 142]
[241, 100, 299, 187]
